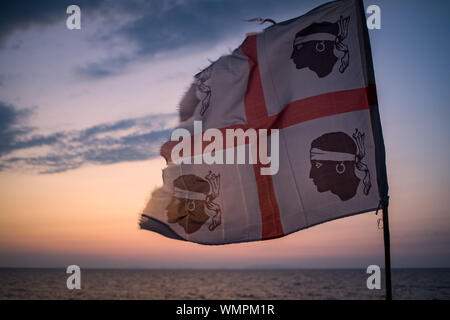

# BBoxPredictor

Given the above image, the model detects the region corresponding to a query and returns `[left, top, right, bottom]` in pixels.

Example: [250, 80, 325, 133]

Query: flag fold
[140, 0, 388, 245]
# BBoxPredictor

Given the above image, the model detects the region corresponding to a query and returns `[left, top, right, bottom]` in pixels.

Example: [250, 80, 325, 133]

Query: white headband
[310, 148, 355, 162]
[173, 187, 207, 201]
[294, 33, 336, 46]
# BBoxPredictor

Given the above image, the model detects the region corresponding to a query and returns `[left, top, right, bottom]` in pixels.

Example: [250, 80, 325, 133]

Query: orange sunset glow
[0, 0, 449, 271]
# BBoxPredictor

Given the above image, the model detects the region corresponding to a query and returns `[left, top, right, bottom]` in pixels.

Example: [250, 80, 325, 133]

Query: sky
[0, 0, 449, 268]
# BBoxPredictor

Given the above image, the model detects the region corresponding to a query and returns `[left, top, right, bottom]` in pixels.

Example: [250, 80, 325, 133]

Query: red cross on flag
[140, 0, 389, 245]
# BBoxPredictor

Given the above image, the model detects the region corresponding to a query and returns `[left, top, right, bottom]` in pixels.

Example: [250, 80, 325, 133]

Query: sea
[0, 268, 449, 300]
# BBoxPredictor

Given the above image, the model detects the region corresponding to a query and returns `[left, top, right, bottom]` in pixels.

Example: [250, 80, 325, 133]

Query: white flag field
[139, 0, 389, 244]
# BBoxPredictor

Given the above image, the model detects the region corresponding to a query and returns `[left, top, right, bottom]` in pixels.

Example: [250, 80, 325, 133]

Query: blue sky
[0, 0, 449, 268]
[0, 0, 448, 173]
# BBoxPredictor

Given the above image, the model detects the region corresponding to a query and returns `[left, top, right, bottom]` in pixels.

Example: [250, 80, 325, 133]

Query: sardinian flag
[140, 0, 389, 244]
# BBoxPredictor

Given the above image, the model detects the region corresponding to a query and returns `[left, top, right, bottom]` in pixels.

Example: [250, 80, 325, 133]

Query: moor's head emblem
[291, 16, 350, 78]
[194, 67, 212, 116]
[166, 171, 221, 234]
[309, 129, 371, 201]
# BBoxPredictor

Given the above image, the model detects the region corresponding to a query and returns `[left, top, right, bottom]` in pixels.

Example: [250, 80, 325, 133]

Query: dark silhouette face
[166, 197, 209, 234]
[290, 17, 350, 77]
[290, 40, 338, 78]
[309, 160, 360, 201]
[309, 132, 361, 201]
[165, 174, 211, 234]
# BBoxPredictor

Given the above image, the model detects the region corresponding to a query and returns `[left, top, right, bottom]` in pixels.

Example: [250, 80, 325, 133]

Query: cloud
[0, 102, 177, 173]
[1, 0, 305, 78]
[0, 0, 105, 45]
[78, 0, 303, 79]
[0, 101, 36, 156]
[75, 55, 135, 79]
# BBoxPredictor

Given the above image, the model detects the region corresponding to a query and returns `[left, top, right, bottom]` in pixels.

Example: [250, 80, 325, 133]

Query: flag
[139, 0, 389, 244]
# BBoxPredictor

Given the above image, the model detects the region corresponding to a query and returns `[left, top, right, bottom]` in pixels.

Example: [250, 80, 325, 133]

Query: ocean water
[0, 269, 449, 300]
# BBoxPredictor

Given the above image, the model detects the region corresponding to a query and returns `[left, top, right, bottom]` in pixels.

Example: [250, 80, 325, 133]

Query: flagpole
[382, 205, 392, 300]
